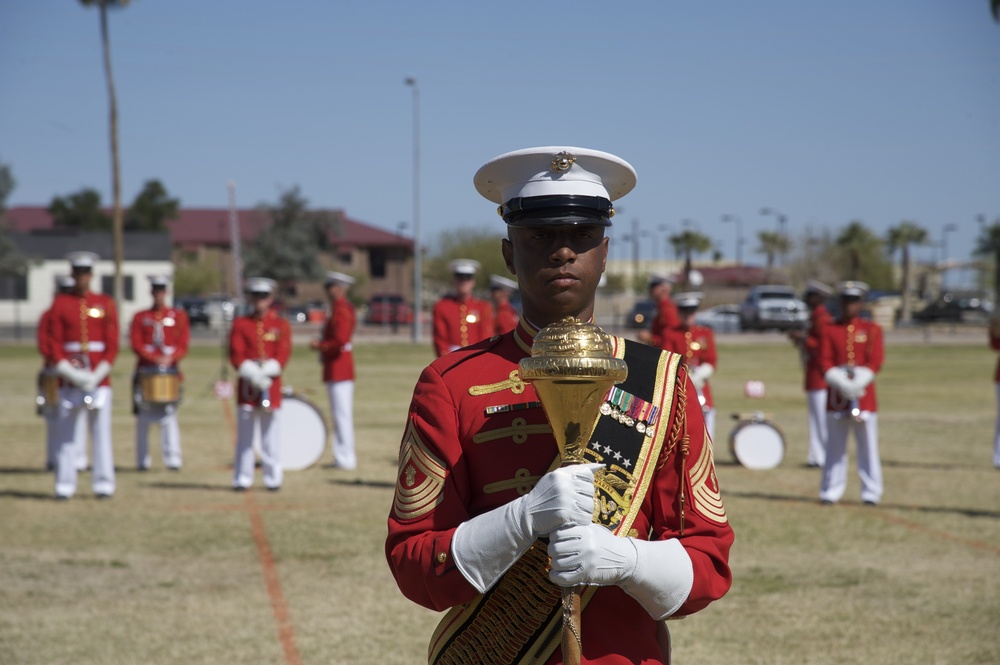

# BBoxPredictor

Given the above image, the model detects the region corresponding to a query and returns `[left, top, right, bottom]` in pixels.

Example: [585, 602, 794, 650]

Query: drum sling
[429, 341, 685, 665]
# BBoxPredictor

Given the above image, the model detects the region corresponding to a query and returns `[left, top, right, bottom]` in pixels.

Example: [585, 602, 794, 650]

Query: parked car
[175, 296, 211, 327]
[625, 299, 657, 329]
[284, 301, 325, 324]
[738, 285, 809, 331]
[364, 294, 413, 325]
[913, 292, 994, 323]
[695, 304, 741, 333]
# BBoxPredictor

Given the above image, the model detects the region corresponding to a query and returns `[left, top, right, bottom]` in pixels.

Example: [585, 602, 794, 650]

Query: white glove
[847, 366, 874, 395]
[824, 367, 857, 399]
[452, 463, 602, 593]
[238, 360, 260, 381]
[689, 363, 714, 389]
[260, 359, 282, 377]
[79, 361, 110, 392]
[548, 524, 693, 620]
[254, 375, 273, 392]
[55, 359, 89, 388]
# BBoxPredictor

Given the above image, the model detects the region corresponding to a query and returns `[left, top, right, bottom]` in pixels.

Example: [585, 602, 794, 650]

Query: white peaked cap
[836, 280, 870, 298]
[148, 274, 171, 288]
[449, 259, 481, 275]
[489, 274, 518, 291]
[675, 292, 704, 309]
[325, 271, 356, 287]
[66, 251, 100, 270]
[245, 277, 278, 294]
[805, 279, 834, 297]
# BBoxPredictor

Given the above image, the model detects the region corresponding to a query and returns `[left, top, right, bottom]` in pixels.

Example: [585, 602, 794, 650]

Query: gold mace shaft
[518, 317, 627, 664]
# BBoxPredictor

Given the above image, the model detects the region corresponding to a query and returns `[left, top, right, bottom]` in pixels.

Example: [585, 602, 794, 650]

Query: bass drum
[729, 418, 785, 470]
[253, 394, 328, 471]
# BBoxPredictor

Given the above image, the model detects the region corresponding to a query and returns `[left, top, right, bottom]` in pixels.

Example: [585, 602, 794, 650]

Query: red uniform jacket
[317, 297, 356, 383]
[46, 291, 120, 387]
[819, 316, 884, 413]
[493, 301, 519, 336]
[660, 323, 717, 409]
[130, 306, 190, 370]
[648, 297, 679, 348]
[432, 294, 495, 357]
[229, 310, 292, 408]
[990, 329, 1000, 383]
[37, 308, 55, 366]
[386, 319, 734, 664]
[803, 304, 834, 391]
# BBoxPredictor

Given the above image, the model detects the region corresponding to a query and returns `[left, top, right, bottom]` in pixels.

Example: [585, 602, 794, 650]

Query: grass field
[1, 331, 998, 665]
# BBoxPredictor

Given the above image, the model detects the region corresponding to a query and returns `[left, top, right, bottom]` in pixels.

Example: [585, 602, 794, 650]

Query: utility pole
[227, 180, 244, 303]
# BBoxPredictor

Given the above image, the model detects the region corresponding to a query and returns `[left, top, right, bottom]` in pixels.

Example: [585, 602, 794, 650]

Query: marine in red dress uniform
[433, 259, 495, 357]
[490, 273, 520, 335]
[990, 320, 1000, 469]
[130, 275, 190, 470]
[310, 271, 358, 469]
[660, 293, 718, 442]
[818, 281, 885, 505]
[642, 274, 679, 348]
[230, 278, 292, 490]
[387, 146, 733, 664]
[788, 280, 835, 467]
[47, 251, 119, 499]
[37, 274, 76, 470]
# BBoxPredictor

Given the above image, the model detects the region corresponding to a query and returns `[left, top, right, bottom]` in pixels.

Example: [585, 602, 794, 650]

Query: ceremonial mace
[519, 317, 628, 665]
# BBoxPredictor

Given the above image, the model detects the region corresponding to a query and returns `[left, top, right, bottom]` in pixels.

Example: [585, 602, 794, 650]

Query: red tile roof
[4, 206, 413, 252]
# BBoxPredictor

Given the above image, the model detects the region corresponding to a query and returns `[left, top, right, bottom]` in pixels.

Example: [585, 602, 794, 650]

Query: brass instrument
[518, 317, 628, 665]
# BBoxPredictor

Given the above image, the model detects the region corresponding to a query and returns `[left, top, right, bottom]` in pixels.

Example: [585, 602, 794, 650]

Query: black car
[176, 296, 211, 327]
[913, 292, 994, 323]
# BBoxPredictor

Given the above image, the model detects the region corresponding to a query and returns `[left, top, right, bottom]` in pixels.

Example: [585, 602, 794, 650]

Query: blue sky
[2, 0, 998, 268]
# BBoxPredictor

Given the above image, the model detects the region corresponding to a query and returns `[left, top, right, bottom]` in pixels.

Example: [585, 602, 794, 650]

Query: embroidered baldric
[428, 338, 683, 665]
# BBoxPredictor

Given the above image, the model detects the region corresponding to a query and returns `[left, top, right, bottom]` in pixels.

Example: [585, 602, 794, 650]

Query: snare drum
[252, 393, 327, 471]
[729, 415, 785, 470]
[36, 368, 60, 414]
[138, 365, 181, 405]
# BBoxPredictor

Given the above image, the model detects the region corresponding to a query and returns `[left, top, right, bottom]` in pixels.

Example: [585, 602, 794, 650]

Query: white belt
[64, 341, 106, 352]
[143, 345, 176, 354]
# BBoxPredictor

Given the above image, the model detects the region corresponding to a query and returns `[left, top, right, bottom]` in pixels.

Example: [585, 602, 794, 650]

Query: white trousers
[819, 411, 882, 504]
[806, 388, 828, 466]
[703, 407, 716, 444]
[136, 403, 182, 469]
[233, 406, 282, 489]
[993, 385, 1000, 468]
[326, 380, 356, 469]
[54, 387, 115, 498]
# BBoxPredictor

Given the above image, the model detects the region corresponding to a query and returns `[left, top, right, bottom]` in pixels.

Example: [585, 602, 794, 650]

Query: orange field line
[221, 396, 302, 665]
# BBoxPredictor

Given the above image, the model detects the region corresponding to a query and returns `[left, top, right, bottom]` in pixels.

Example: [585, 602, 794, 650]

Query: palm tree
[835, 221, 882, 280]
[973, 219, 1000, 302]
[886, 220, 929, 321]
[80, 0, 131, 311]
[755, 231, 790, 270]
[668, 230, 714, 286]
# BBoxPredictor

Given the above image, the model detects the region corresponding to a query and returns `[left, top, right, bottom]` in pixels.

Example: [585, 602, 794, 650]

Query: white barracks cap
[148, 274, 171, 289]
[245, 277, 277, 295]
[489, 274, 518, 291]
[449, 259, 481, 276]
[474, 146, 637, 227]
[805, 279, 834, 297]
[648, 273, 677, 287]
[324, 271, 356, 287]
[837, 281, 870, 298]
[675, 292, 704, 309]
[66, 251, 100, 271]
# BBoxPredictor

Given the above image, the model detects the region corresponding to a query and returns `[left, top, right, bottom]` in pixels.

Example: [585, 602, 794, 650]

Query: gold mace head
[518, 317, 628, 464]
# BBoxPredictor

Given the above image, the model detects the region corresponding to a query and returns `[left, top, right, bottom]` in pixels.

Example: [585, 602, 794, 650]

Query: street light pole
[722, 214, 742, 265]
[941, 223, 957, 289]
[759, 207, 787, 267]
[405, 77, 422, 344]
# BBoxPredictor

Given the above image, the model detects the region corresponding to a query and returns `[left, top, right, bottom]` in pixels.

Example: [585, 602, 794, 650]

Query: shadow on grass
[726, 489, 1000, 519]
[0, 466, 50, 475]
[328, 478, 396, 490]
[881, 459, 979, 471]
[142, 481, 237, 492]
[0, 489, 57, 500]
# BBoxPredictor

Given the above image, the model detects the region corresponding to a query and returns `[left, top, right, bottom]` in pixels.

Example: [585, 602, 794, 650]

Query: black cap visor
[502, 195, 613, 227]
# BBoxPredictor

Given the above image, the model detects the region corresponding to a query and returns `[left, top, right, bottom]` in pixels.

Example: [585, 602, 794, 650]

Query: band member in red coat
[818, 281, 885, 505]
[387, 146, 733, 664]
[788, 280, 835, 467]
[660, 292, 718, 442]
[310, 271, 358, 469]
[130, 275, 190, 471]
[432, 259, 494, 357]
[989, 318, 1000, 469]
[47, 251, 120, 500]
[640, 273, 679, 348]
[230, 277, 292, 491]
[489, 273, 520, 335]
[37, 274, 78, 470]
